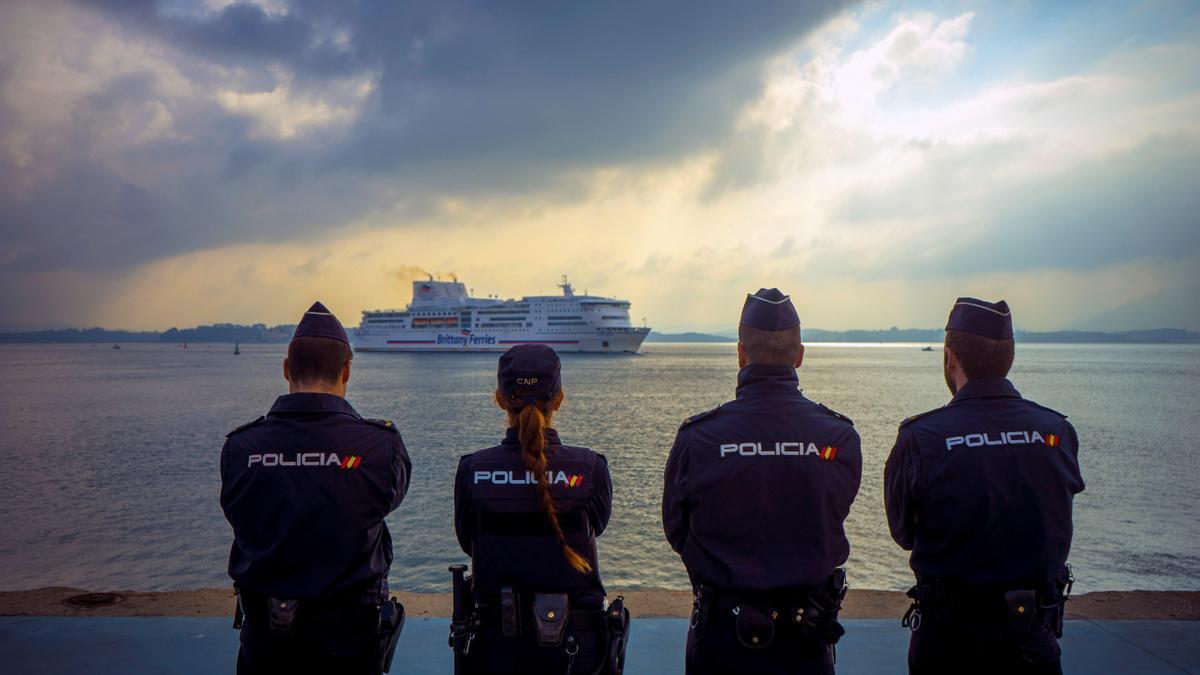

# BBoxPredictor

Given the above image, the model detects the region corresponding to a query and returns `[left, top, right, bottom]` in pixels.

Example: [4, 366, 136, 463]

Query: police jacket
[884, 377, 1084, 587]
[662, 364, 862, 592]
[454, 428, 613, 608]
[221, 393, 411, 599]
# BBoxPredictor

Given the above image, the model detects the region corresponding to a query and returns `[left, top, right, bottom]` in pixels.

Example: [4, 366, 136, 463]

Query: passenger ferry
[354, 277, 651, 353]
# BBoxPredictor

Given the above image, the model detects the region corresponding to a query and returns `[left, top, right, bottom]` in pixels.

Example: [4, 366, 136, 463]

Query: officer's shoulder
[816, 402, 854, 426]
[679, 404, 722, 430]
[1020, 399, 1069, 420]
[362, 417, 401, 434]
[225, 416, 265, 438]
[898, 405, 952, 429]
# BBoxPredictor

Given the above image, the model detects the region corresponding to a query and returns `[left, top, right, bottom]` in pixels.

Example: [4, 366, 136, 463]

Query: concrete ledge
[1, 617, 1197, 674]
[4, 588, 1199, 620]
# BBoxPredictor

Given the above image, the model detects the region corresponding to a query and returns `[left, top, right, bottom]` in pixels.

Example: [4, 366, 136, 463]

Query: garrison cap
[292, 301, 350, 345]
[739, 288, 801, 332]
[498, 344, 562, 404]
[946, 297, 1013, 340]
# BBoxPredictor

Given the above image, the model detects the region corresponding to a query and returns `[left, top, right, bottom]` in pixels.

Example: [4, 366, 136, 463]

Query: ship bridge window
[600, 315, 626, 320]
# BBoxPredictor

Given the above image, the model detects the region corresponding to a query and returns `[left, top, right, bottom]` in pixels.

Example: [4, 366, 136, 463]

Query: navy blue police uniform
[663, 289, 862, 675]
[221, 302, 412, 675]
[452, 345, 618, 675]
[884, 298, 1084, 675]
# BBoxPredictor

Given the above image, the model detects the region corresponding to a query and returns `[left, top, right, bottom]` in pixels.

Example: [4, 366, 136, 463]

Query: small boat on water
[234, 340, 240, 355]
[112, 345, 120, 350]
[921, 346, 934, 352]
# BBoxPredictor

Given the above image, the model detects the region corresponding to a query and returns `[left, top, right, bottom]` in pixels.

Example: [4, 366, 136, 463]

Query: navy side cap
[292, 301, 350, 345]
[497, 344, 562, 403]
[739, 288, 801, 331]
[946, 297, 1013, 340]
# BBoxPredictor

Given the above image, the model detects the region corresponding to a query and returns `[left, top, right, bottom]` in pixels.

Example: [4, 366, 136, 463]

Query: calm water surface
[0, 342, 1197, 593]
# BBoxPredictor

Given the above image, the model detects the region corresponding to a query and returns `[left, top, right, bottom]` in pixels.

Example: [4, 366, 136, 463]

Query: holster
[532, 593, 570, 647]
[798, 567, 848, 645]
[267, 598, 300, 637]
[605, 596, 631, 675]
[377, 597, 406, 673]
[1046, 565, 1074, 639]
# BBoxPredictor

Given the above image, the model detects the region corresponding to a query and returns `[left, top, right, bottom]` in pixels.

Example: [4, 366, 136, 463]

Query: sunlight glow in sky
[1, 1, 1197, 331]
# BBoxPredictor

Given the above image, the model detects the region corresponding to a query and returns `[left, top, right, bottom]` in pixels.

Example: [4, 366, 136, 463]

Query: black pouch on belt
[267, 598, 300, 637]
[532, 593, 569, 647]
[733, 605, 775, 649]
[500, 586, 521, 638]
[1004, 589, 1061, 664]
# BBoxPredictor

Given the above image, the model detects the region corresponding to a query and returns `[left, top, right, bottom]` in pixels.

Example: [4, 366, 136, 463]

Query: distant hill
[647, 328, 1200, 344]
[0, 323, 296, 344]
[645, 331, 735, 343]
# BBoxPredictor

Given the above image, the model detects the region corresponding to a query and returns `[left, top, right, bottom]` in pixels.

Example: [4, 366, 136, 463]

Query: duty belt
[902, 566, 1074, 639]
[692, 568, 848, 652]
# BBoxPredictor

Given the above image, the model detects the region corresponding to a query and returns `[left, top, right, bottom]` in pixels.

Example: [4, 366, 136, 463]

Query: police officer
[663, 288, 862, 675]
[452, 344, 626, 674]
[221, 302, 412, 674]
[884, 298, 1085, 675]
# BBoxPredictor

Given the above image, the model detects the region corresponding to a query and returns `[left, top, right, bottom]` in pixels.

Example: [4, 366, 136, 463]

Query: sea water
[0, 342, 1197, 593]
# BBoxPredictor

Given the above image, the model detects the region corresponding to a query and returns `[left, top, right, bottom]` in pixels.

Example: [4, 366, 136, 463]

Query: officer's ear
[283, 358, 292, 383]
[793, 344, 805, 369]
[737, 342, 748, 368]
[944, 346, 959, 371]
[341, 359, 351, 384]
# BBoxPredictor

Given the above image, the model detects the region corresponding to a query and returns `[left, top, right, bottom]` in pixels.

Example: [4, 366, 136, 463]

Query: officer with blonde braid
[452, 344, 628, 674]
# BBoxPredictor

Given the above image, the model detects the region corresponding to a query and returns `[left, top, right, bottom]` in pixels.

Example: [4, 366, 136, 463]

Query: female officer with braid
[453, 344, 623, 674]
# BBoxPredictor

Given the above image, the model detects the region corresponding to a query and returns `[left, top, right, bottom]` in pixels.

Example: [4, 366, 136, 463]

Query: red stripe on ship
[387, 340, 437, 344]
[498, 341, 580, 345]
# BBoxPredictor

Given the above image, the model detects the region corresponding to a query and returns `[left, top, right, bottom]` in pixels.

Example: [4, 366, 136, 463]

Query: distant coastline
[648, 328, 1200, 344]
[2, 324, 1198, 345]
[0, 324, 297, 344]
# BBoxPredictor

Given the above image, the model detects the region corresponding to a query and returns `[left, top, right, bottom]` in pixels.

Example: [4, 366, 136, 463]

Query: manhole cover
[63, 592, 125, 608]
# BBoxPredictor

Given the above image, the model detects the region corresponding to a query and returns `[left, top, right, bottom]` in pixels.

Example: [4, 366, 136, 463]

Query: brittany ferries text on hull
[354, 277, 651, 353]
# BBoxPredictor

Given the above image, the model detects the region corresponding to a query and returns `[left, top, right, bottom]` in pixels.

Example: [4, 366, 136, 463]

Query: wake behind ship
[354, 277, 651, 353]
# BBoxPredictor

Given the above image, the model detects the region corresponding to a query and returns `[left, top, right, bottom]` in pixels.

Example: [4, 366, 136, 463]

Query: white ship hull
[353, 277, 651, 354]
[354, 328, 649, 353]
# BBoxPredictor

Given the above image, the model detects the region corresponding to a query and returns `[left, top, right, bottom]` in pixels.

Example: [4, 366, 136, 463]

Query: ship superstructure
[354, 277, 650, 353]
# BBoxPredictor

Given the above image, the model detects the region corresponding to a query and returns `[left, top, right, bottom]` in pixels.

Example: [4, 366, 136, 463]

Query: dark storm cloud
[1, 0, 851, 278]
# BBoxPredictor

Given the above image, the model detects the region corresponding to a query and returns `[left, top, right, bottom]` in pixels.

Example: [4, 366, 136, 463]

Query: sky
[1, 0, 1198, 332]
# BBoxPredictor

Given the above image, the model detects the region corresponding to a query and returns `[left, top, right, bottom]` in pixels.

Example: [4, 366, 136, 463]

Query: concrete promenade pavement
[2, 617, 1198, 674]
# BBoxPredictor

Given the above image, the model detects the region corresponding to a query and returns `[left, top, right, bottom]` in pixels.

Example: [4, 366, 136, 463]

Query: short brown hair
[287, 336, 353, 385]
[739, 325, 802, 365]
[945, 329, 1014, 379]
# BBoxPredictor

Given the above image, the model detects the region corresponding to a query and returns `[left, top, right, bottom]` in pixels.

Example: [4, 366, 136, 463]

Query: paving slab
[1, 617, 1196, 674]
